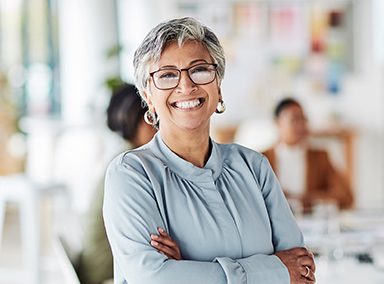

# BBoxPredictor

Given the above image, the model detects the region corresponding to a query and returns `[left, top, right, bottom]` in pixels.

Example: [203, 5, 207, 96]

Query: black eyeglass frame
[149, 63, 218, 90]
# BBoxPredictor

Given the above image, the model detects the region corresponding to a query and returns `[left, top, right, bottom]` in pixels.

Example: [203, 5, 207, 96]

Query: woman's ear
[143, 90, 155, 112]
[217, 85, 223, 101]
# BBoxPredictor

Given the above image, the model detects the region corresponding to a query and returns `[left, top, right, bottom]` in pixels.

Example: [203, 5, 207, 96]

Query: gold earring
[144, 110, 159, 125]
[215, 99, 226, 114]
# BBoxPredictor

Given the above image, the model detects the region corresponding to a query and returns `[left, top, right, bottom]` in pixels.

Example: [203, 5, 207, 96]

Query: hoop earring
[215, 99, 226, 114]
[144, 110, 159, 125]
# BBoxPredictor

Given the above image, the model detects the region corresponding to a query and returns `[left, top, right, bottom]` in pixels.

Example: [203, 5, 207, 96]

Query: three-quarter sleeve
[215, 254, 289, 283]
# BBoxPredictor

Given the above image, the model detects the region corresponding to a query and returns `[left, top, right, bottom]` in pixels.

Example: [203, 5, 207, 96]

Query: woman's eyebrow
[189, 59, 208, 65]
[158, 59, 208, 69]
[159, 64, 178, 69]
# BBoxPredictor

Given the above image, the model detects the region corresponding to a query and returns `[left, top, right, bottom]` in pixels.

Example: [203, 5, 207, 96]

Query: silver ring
[304, 266, 310, 278]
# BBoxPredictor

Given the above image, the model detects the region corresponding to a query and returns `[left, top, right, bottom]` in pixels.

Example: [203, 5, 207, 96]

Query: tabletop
[298, 208, 384, 284]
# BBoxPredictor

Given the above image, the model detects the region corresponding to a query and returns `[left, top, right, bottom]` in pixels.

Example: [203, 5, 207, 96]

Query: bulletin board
[175, 0, 355, 101]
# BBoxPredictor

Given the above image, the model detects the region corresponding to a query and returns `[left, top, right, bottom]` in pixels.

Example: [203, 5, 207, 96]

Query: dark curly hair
[107, 83, 147, 141]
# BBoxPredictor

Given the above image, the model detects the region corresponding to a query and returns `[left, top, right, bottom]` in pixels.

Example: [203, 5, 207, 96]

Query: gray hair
[133, 17, 226, 103]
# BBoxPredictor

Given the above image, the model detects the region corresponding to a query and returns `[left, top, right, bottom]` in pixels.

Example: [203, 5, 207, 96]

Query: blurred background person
[262, 98, 354, 212]
[76, 83, 157, 284]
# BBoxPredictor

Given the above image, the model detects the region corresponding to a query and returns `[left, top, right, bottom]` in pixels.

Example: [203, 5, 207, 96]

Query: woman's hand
[275, 247, 316, 283]
[150, 227, 183, 260]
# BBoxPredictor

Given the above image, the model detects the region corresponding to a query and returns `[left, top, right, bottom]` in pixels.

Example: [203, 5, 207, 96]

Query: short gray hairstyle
[133, 17, 226, 103]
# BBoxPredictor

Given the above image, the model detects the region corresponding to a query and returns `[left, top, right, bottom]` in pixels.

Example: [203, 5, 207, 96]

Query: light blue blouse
[103, 133, 304, 284]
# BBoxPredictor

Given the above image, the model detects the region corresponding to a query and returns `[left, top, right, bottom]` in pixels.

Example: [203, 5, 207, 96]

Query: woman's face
[143, 41, 221, 134]
[276, 104, 308, 146]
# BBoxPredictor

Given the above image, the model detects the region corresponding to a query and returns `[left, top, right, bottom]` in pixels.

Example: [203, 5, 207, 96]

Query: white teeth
[175, 99, 201, 109]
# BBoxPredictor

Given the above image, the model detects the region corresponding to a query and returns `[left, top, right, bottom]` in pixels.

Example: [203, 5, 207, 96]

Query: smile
[173, 98, 204, 109]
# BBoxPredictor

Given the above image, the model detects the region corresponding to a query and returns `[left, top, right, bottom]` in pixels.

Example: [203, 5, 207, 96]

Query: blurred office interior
[0, 0, 384, 283]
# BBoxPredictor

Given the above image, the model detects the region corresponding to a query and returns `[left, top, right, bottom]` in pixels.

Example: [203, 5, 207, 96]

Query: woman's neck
[159, 128, 211, 168]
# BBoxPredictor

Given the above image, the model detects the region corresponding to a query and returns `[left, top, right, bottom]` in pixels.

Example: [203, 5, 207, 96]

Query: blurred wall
[55, 0, 120, 212]
[58, 0, 119, 125]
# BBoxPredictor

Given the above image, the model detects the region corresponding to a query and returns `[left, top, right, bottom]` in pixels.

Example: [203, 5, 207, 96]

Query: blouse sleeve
[103, 154, 299, 284]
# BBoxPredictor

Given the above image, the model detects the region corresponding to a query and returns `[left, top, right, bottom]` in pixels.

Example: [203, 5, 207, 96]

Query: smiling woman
[142, 40, 222, 154]
[103, 17, 316, 284]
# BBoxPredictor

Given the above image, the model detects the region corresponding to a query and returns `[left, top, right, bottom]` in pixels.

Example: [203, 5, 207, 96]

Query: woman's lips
[173, 98, 204, 109]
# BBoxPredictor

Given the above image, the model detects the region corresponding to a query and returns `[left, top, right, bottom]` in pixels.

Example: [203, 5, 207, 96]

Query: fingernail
[158, 227, 164, 233]
[151, 241, 158, 246]
[151, 234, 158, 239]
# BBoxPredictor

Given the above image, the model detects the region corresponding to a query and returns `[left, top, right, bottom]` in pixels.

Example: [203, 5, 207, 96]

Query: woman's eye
[191, 66, 209, 74]
[159, 71, 178, 79]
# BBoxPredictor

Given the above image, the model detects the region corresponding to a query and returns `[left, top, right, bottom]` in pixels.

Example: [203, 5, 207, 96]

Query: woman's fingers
[158, 227, 168, 236]
[288, 247, 316, 272]
[275, 247, 316, 284]
[150, 228, 183, 260]
[150, 239, 181, 259]
[301, 248, 316, 273]
[151, 239, 182, 260]
[302, 265, 316, 282]
[301, 255, 316, 273]
[151, 229, 178, 249]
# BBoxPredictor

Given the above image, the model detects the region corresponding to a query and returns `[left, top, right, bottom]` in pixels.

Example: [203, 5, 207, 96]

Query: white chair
[0, 174, 40, 284]
[0, 174, 68, 284]
[52, 234, 81, 284]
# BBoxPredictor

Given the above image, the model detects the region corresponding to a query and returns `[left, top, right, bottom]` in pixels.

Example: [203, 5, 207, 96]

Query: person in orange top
[262, 98, 354, 212]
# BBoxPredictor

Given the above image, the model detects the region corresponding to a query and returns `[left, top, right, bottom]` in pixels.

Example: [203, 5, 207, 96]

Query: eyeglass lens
[152, 64, 216, 90]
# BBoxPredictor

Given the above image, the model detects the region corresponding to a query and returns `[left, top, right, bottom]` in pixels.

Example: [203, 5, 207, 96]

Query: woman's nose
[175, 71, 197, 94]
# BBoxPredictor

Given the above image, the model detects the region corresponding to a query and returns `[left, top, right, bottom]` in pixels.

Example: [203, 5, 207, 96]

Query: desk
[314, 255, 384, 284]
[299, 209, 384, 284]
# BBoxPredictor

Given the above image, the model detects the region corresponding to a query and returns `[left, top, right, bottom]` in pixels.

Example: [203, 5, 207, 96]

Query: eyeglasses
[149, 63, 217, 90]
